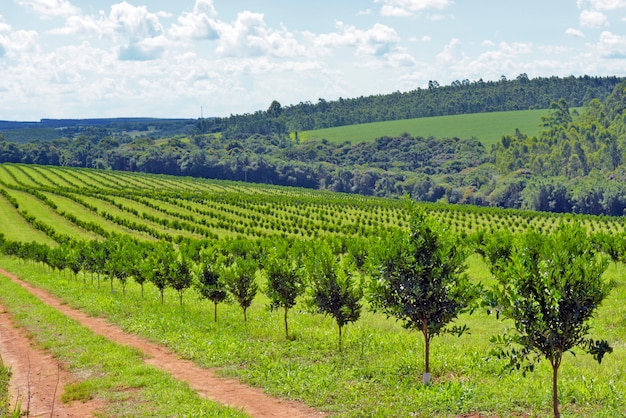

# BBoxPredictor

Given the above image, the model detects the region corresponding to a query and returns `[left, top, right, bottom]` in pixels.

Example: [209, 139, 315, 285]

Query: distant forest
[2, 75, 626, 216]
[195, 74, 624, 136]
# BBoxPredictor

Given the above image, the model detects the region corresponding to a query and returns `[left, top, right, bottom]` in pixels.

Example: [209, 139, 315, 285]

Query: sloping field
[297, 109, 581, 146]
[0, 163, 624, 417]
[0, 163, 623, 246]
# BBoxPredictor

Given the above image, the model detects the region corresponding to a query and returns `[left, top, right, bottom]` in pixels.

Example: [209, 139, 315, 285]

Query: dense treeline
[195, 75, 623, 136]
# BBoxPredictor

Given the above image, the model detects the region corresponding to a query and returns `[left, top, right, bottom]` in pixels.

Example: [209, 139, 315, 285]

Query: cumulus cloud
[169, 1, 219, 41]
[215, 11, 305, 58]
[595, 30, 626, 58]
[194, 0, 217, 17]
[578, 0, 626, 10]
[314, 22, 400, 57]
[566, 28, 585, 37]
[375, 0, 453, 17]
[15, 0, 80, 19]
[580, 9, 610, 27]
[0, 16, 39, 59]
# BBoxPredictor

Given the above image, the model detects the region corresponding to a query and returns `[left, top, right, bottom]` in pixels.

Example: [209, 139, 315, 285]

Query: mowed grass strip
[0, 193, 55, 245]
[35, 167, 82, 189]
[298, 109, 561, 146]
[2, 165, 41, 188]
[8, 189, 100, 241]
[2, 253, 623, 417]
[20, 165, 58, 188]
[41, 192, 156, 242]
[63, 168, 124, 190]
[75, 194, 196, 240]
[0, 266, 247, 418]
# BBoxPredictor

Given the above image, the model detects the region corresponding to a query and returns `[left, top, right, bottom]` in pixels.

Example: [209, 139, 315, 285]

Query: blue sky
[1, 0, 626, 120]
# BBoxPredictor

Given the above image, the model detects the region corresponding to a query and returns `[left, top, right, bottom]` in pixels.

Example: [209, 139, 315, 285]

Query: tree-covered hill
[195, 75, 623, 137]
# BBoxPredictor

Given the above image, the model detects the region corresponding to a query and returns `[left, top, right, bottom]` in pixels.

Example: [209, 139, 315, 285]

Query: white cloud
[376, 0, 453, 16]
[194, 0, 217, 17]
[580, 9, 610, 27]
[578, 0, 626, 10]
[314, 22, 400, 57]
[15, 0, 80, 19]
[0, 16, 39, 59]
[595, 30, 626, 58]
[566, 28, 586, 37]
[169, 8, 219, 41]
[215, 11, 305, 58]
[109, 2, 164, 42]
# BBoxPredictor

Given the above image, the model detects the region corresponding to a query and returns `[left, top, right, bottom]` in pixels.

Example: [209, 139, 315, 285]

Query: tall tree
[195, 246, 228, 322]
[223, 256, 258, 322]
[369, 204, 478, 384]
[483, 224, 613, 418]
[263, 241, 306, 339]
[306, 242, 362, 351]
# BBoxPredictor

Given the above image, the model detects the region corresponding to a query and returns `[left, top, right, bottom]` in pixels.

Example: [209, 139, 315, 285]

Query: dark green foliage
[194, 246, 228, 322]
[223, 256, 258, 322]
[369, 204, 478, 383]
[306, 242, 362, 351]
[147, 242, 177, 304]
[483, 224, 613, 418]
[263, 241, 306, 339]
[170, 254, 192, 305]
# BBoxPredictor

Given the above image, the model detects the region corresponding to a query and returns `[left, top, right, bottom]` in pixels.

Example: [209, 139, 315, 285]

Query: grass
[297, 109, 582, 146]
[0, 357, 14, 418]
[1, 254, 623, 417]
[0, 191, 55, 245]
[0, 262, 247, 417]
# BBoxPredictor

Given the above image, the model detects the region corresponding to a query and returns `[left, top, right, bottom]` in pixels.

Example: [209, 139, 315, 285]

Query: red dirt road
[0, 303, 105, 417]
[0, 268, 327, 418]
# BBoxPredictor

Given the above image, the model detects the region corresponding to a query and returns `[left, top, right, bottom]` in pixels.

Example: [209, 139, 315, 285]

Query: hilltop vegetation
[195, 74, 622, 136]
[2, 75, 626, 216]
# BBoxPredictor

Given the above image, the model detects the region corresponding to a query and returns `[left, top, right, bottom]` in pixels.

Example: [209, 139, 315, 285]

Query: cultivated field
[296, 109, 583, 146]
[0, 163, 624, 417]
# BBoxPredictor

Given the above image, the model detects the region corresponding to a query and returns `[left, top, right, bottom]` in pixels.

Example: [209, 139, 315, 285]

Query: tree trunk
[284, 306, 289, 340]
[243, 307, 247, 322]
[552, 358, 561, 418]
[141, 283, 144, 298]
[160, 289, 164, 305]
[422, 323, 431, 385]
[179, 291, 183, 306]
[214, 301, 218, 323]
[338, 322, 343, 352]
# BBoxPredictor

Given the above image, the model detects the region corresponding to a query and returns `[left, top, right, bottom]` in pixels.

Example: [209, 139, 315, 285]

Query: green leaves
[305, 241, 363, 350]
[368, 203, 479, 379]
[482, 223, 614, 417]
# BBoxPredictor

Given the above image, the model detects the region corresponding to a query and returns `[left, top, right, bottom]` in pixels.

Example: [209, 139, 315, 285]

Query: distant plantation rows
[0, 164, 623, 247]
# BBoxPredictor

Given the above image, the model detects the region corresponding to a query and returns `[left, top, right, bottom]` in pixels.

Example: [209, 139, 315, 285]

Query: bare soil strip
[0, 268, 326, 418]
[0, 302, 105, 417]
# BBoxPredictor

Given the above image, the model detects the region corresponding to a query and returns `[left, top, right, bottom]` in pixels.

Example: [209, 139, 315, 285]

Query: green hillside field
[0, 164, 624, 417]
[296, 108, 582, 146]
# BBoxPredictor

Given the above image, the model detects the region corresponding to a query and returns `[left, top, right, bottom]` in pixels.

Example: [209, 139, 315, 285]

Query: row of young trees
[0, 204, 620, 417]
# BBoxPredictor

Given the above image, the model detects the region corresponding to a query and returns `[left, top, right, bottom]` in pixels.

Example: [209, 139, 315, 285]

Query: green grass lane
[41, 192, 155, 241]
[1, 254, 623, 417]
[0, 264, 247, 418]
[0, 192, 55, 245]
[8, 189, 100, 241]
